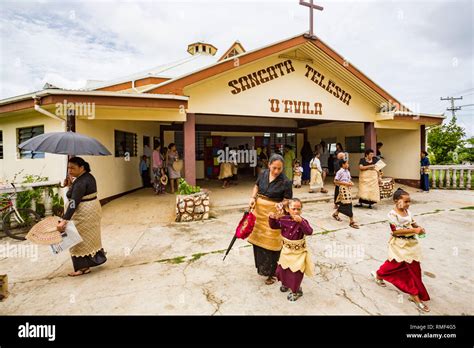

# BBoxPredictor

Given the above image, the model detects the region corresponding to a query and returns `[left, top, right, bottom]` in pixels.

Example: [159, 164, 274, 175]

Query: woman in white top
[309, 151, 328, 193]
[371, 188, 430, 312]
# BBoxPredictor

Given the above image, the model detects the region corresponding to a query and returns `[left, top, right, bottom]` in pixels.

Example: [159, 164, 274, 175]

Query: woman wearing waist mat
[248, 154, 293, 285]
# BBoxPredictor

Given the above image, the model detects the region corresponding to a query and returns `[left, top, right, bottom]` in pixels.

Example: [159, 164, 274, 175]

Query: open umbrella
[18, 131, 111, 156]
[222, 210, 256, 261]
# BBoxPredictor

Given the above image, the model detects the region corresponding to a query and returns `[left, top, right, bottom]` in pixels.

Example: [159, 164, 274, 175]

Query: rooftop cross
[299, 0, 324, 39]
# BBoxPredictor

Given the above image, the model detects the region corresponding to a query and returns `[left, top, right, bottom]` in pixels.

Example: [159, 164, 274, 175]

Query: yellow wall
[76, 119, 160, 199]
[0, 113, 66, 183]
[377, 128, 420, 180]
[306, 122, 420, 180]
[185, 56, 378, 122]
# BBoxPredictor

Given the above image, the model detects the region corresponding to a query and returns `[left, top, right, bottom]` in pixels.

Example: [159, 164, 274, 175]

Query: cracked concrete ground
[0, 180, 473, 315]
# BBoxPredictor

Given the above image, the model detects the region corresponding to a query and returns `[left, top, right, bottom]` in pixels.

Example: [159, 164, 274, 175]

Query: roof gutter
[0, 89, 189, 106]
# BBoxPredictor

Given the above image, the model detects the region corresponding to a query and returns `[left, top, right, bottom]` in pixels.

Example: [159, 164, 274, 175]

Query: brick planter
[175, 191, 210, 222]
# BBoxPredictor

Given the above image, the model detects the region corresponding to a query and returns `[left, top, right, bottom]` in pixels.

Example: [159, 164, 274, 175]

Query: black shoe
[280, 286, 289, 292]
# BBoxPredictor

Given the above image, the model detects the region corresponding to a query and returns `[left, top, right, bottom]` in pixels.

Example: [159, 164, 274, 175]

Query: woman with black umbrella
[57, 157, 107, 276]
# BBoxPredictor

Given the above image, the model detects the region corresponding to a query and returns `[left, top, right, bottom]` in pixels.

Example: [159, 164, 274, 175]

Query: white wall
[76, 119, 160, 199]
[0, 113, 66, 183]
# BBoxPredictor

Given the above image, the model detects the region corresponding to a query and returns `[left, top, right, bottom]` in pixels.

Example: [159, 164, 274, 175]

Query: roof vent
[187, 42, 217, 56]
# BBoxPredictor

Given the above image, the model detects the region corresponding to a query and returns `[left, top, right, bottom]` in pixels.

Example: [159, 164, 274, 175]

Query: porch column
[364, 122, 376, 152]
[184, 113, 196, 186]
[420, 125, 426, 152]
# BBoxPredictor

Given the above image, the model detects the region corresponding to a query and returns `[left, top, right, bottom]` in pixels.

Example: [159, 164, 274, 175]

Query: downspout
[32, 95, 68, 190]
[32, 96, 65, 124]
[132, 79, 139, 93]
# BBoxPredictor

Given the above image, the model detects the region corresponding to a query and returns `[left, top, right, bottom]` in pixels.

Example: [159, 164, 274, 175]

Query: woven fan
[26, 216, 63, 245]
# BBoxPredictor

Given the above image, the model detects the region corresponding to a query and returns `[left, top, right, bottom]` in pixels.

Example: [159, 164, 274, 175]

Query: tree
[457, 137, 474, 164]
[427, 116, 465, 164]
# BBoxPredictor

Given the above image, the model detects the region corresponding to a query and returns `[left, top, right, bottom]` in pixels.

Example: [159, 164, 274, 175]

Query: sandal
[354, 203, 363, 208]
[320, 188, 328, 193]
[332, 214, 342, 222]
[370, 271, 386, 287]
[280, 286, 289, 292]
[287, 292, 302, 302]
[265, 276, 276, 285]
[68, 268, 91, 277]
[409, 297, 430, 312]
[349, 222, 360, 229]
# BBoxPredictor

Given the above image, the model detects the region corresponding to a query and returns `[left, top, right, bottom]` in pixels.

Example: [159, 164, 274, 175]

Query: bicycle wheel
[3, 208, 41, 241]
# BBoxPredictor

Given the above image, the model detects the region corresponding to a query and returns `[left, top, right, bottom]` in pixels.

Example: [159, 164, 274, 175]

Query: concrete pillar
[364, 122, 376, 152]
[420, 125, 426, 152]
[184, 113, 196, 185]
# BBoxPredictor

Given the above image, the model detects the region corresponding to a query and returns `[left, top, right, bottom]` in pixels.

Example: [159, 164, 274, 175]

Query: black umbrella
[18, 131, 111, 156]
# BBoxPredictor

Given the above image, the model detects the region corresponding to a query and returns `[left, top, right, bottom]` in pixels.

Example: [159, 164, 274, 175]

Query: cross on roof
[299, 0, 324, 39]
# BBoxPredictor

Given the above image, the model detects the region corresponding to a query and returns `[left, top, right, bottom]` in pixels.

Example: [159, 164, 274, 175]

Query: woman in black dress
[247, 154, 293, 285]
[57, 157, 107, 276]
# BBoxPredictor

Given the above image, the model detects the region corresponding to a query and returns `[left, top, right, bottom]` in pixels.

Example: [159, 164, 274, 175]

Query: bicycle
[0, 183, 41, 241]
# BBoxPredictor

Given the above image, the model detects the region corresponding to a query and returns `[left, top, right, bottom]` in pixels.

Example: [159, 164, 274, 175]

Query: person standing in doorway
[166, 143, 181, 194]
[376, 142, 384, 160]
[152, 144, 166, 194]
[300, 141, 313, 185]
[139, 155, 149, 188]
[318, 141, 329, 182]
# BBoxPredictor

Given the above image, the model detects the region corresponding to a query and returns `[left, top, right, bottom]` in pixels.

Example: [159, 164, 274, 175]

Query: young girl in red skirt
[371, 188, 430, 312]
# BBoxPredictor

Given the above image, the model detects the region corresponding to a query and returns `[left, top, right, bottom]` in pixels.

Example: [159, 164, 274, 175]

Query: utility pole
[440, 96, 463, 119]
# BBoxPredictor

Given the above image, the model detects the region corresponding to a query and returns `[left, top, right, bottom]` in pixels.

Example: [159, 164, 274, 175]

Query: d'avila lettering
[269, 98, 322, 115]
[304, 64, 352, 106]
[228, 60, 295, 95]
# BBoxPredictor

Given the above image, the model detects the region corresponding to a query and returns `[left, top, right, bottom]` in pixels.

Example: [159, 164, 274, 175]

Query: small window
[115, 130, 137, 157]
[345, 136, 364, 153]
[18, 125, 45, 159]
[0, 130, 3, 159]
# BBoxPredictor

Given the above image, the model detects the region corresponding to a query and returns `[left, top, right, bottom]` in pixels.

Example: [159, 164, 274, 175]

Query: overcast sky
[0, 0, 472, 136]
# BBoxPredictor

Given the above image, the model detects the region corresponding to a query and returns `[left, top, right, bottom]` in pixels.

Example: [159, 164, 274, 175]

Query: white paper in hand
[374, 160, 386, 171]
[50, 221, 83, 254]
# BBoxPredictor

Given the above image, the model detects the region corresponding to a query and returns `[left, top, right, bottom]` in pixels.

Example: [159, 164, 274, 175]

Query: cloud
[0, 0, 472, 135]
